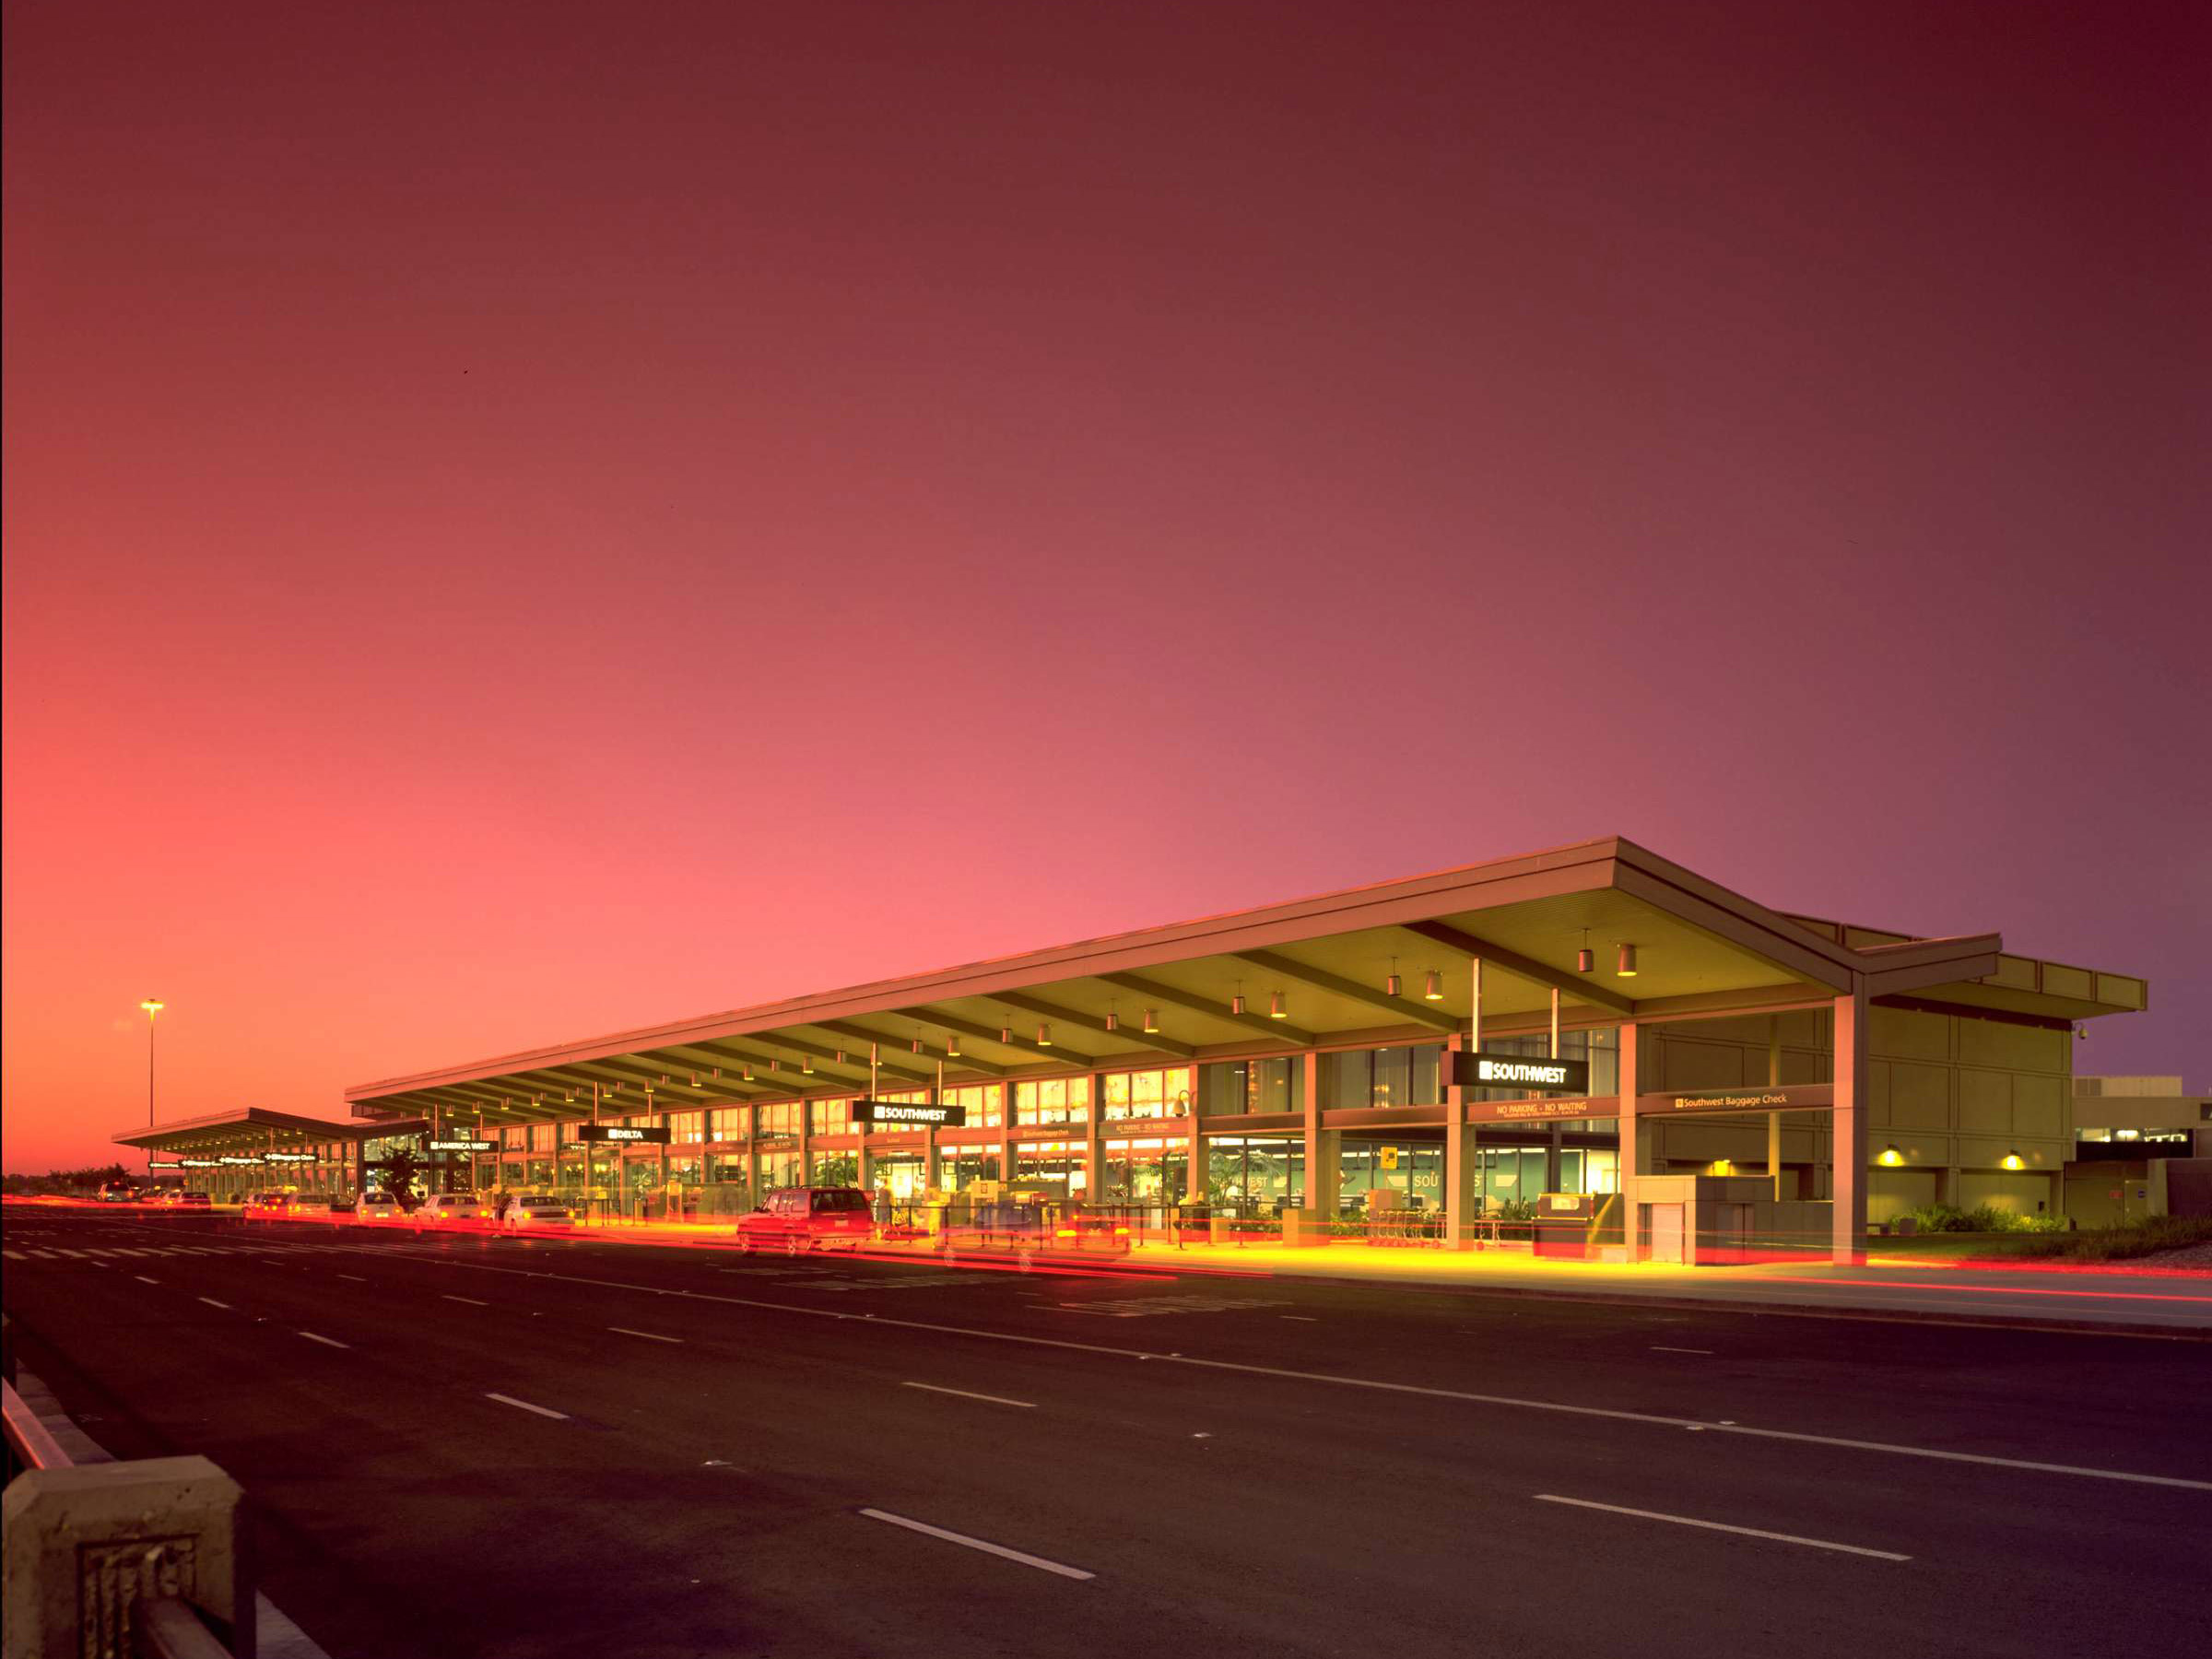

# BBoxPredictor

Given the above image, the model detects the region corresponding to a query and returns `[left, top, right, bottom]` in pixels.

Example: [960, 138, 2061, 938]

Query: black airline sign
[1448, 1050, 1593, 1095]
[851, 1099, 968, 1128]
[576, 1124, 672, 1144]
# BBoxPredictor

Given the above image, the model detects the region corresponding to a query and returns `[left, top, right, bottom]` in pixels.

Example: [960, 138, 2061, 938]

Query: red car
[735, 1187, 876, 1255]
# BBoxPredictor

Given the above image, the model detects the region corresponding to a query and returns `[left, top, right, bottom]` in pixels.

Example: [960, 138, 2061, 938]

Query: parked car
[354, 1192, 403, 1222]
[242, 1192, 299, 1219]
[154, 1189, 212, 1208]
[98, 1182, 138, 1204]
[500, 1194, 576, 1231]
[415, 1192, 495, 1226]
[735, 1186, 876, 1255]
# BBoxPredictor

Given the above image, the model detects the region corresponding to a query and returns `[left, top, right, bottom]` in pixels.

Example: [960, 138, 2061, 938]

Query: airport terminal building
[121, 839, 2149, 1263]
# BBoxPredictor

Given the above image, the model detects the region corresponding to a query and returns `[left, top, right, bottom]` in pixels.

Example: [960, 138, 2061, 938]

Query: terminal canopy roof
[113, 1107, 428, 1156]
[341, 837, 2147, 1130]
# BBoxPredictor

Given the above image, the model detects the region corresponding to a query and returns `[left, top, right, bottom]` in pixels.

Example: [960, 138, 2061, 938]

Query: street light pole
[139, 998, 165, 1175]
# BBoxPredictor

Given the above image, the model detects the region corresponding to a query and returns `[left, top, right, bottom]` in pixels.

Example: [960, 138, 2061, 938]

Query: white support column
[924, 1062, 943, 1194]
[1443, 958, 1483, 1250]
[1832, 984, 1868, 1264]
[1617, 1021, 1641, 1261]
[1767, 1015, 1784, 1201]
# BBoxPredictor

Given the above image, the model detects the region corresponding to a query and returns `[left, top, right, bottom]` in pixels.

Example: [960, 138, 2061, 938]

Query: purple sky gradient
[6, 0, 2206, 1169]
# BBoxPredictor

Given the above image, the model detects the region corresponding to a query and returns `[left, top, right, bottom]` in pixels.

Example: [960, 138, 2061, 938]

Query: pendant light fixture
[1269, 991, 1288, 1019]
[1385, 958, 1402, 998]
[1143, 1008, 1160, 1034]
[802, 1055, 814, 1075]
[912, 1034, 924, 1054]
[1577, 930, 1594, 974]
[947, 1033, 961, 1058]
[742, 1062, 754, 1081]
[1616, 943, 1638, 978]
[1231, 982, 1248, 1016]
[1000, 1018, 1014, 1044]
[834, 1050, 846, 1065]
[1105, 1005, 1119, 1032]
[1037, 1023, 1053, 1048]
[1879, 1145, 1904, 1167]
[2002, 1150, 2024, 1171]
[1423, 969, 1443, 1001]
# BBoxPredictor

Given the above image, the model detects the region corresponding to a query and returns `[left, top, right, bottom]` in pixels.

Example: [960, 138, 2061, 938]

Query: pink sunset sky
[5, 0, 2206, 1171]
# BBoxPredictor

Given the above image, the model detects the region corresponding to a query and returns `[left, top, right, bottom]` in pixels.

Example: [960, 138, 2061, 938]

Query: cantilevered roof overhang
[113, 1107, 428, 1154]
[343, 836, 2148, 1129]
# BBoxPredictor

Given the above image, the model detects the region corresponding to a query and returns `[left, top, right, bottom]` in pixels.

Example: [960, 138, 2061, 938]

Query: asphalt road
[5, 1208, 2208, 1659]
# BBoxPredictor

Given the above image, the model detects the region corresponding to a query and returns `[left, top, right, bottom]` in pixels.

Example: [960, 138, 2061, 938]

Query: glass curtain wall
[1206, 1135, 1303, 1209]
[1196, 1059, 1304, 1115]
[1099, 1138, 1188, 1204]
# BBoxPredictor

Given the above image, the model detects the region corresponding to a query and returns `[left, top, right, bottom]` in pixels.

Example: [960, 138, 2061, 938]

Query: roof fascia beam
[1095, 971, 1316, 1048]
[1231, 948, 1461, 1034]
[1398, 920, 1635, 1015]
[1607, 863, 1852, 993]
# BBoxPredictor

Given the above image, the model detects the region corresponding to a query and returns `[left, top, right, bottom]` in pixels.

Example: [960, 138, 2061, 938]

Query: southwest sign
[576, 1124, 672, 1144]
[1636, 1083, 1835, 1116]
[851, 1099, 968, 1128]
[1449, 1050, 1592, 1094]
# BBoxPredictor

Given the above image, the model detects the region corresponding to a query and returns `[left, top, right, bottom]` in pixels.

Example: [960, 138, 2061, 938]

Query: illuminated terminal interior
[116, 838, 2150, 1263]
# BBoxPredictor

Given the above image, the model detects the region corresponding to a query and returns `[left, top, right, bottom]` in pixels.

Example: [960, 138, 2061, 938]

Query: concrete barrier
[3, 1455, 253, 1659]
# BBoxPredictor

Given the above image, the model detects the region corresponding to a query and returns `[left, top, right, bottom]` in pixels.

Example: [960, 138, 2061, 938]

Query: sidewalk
[550, 1218, 2212, 1335]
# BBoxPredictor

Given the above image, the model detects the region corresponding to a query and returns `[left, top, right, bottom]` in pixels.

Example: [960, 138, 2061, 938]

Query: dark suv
[735, 1187, 875, 1255]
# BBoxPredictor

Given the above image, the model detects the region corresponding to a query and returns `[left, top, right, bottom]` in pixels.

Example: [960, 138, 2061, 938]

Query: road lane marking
[1280, 1315, 1319, 1322]
[1534, 1495, 1911, 1560]
[55, 1249, 88, 1258]
[197, 1298, 232, 1310]
[902, 1382, 1037, 1409]
[859, 1509, 1093, 1579]
[300, 1332, 350, 1349]
[135, 1276, 160, 1286]
[1652, 1347, 1713, 1355]
[441, 1295, 489, 1306]
[608, 1327, 684, 1343]
[357, 1255, 2212, 1492]
[338, 1274, 369, 1281]
[1, 1250, 20, 1260]
[485, 1393, 569, 1420]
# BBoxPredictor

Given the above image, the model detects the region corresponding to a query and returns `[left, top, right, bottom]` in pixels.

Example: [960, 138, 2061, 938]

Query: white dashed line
[300, 1332, 350, 1349]
[135, 1276, 160, 1286]
[901, 1382, 1037, 1409]
[485, 1393, 569, 1420]
[1534, 1495, 1910, 1560]
[607, 1327, 683, 1344]
[1652, 1347, 1714, 1355]
[197, 1297, 232, 1310]
[860, 1509, 1094, 1579]
[442, 1295, 489, 1306]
